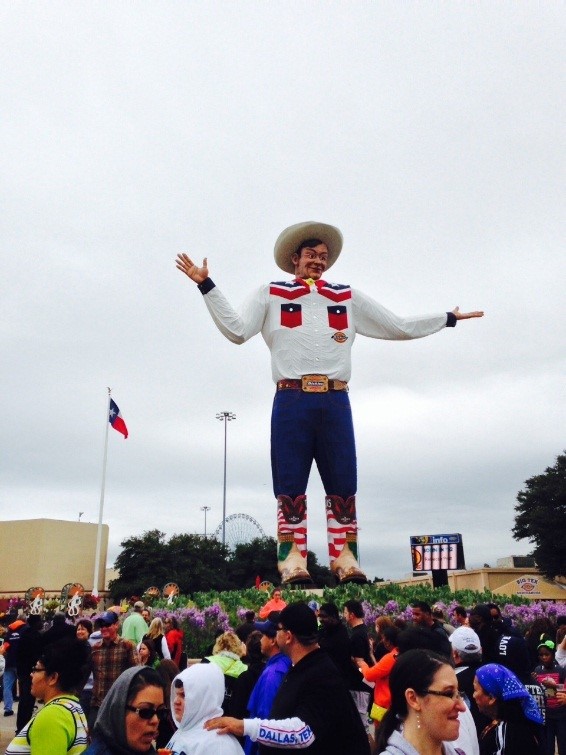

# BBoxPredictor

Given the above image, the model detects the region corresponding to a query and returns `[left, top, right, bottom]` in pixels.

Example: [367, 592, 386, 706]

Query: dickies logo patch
[331, 331, 348, 343]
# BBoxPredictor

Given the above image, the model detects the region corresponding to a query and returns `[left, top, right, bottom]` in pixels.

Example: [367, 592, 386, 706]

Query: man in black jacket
[343, 599, 373, 736]
[205, 602, 370, 754]
[411, 600, 451, 658]
[317, 602, 354, 688]
[16, 614, 44, 731]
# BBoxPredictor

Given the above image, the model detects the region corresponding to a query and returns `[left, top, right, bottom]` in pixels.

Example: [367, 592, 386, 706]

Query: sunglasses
[31, 666, 46, 674]
[125, 705, 168, 721]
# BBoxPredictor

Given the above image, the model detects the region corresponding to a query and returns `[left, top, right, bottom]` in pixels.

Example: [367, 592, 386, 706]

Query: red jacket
[166, 628, 184, 665]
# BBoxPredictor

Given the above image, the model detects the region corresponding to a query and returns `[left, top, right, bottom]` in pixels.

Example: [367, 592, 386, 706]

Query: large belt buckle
[302, 374, 328, 393]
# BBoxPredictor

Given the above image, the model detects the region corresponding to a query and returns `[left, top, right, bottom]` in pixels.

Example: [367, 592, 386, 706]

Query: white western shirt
[199, 277, 452, 383]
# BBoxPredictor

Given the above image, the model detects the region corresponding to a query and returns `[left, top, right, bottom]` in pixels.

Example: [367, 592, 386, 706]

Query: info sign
[410, 533, 465, 572]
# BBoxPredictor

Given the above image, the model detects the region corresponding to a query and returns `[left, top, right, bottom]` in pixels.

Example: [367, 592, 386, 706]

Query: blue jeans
[3, 667, 17, 712]
[270, 390, 357, 498]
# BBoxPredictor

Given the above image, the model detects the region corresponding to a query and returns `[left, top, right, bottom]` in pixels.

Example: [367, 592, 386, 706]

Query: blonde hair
[213, 631, 245, 657]
[147, 617, 165, 640]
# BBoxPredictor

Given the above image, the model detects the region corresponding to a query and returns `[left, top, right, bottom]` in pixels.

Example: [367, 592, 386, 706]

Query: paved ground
[0, 702, 19, 750]
[0, 699, 560, 753]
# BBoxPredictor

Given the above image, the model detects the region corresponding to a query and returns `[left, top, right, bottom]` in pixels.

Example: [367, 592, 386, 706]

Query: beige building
[394, 565, 566, 601]
[0, 519, 108, 594]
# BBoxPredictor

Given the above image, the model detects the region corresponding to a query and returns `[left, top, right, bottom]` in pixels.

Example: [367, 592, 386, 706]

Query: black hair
[343, 600, 364, 619]
[319, 602, 340, 620]
[139, 637, 158, 666]
[244, 630, 264, 665]
[156, 660, 179, 710]
[126, 667, 165, 705]
[397, 627, 441, 654]
[376, 649, 449, 750]
[381, 625, 400, 647]
[411, 600, 432, 614]
[470, 604, 493, 623]
[76, 618, 93, 635]
[294, 238, 324, 256]
[454, 606, 467, 618]
[40, 638, 92, 694]
[244, 611, 255, 621]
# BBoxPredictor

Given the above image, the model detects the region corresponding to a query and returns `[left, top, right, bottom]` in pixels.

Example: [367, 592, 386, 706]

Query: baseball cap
[278, 603, 318, 640]
[133, 601, 145, 610]
[98, 610, 119, 626]
[450, 626, 481, 654]
[253, 611, 281, 638]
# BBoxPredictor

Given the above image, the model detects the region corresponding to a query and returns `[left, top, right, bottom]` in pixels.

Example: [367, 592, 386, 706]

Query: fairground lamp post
[216, 411, 236, 547]
[201, 505, 211, 538]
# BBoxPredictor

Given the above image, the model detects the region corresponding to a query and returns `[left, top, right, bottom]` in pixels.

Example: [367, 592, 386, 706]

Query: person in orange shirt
[356, 625, 399, 730]
[258, 588, 287, 620]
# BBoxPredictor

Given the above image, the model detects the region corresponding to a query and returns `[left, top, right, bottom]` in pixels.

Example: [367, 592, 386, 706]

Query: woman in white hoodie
[166, 663, 243, 755]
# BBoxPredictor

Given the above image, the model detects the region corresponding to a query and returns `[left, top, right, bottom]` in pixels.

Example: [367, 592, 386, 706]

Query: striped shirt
[6, 695, 88, 755]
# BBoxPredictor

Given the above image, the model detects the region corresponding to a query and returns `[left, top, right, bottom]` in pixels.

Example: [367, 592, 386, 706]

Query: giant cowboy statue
[176, 222, 483, 585]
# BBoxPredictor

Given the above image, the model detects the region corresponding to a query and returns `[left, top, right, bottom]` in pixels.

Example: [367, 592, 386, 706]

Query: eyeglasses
[125, 705, 168, 721]
[31, 666, 46, 674]
[424, 688, 464, 702]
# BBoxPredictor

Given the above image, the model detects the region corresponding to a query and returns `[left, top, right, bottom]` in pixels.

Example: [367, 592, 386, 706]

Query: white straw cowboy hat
[274, 221, 343, 274]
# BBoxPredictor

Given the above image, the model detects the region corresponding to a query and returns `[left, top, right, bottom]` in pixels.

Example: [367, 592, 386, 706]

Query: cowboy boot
[277, 495, 312, 584]
[326, 495, 367, 584]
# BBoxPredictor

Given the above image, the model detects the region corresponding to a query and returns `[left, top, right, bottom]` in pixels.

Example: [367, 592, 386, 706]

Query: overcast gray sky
[1, 2, 564, 584]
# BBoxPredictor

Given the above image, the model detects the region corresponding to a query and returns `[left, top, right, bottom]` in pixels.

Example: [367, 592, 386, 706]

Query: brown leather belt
[277, 375, 348, 393]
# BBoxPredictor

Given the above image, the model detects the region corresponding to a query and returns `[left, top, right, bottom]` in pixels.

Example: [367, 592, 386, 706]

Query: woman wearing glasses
[6, 638, 90, 755]
[84, 666, 167, 754]
[376, 648, 467, 755]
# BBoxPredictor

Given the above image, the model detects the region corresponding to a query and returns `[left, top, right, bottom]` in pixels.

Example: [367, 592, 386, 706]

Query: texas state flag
[109, 398, 128, 439]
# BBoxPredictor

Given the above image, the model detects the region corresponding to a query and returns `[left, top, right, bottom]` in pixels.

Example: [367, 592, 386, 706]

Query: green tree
[229, 536, 334, 588]
[109, 529, 231, 599]
[110, 530, 336, 600]
[167, 533, 230, 593]
[513, 452, 566, 580]
[109, 529, 170, 599]
[229, 537, 280, 587]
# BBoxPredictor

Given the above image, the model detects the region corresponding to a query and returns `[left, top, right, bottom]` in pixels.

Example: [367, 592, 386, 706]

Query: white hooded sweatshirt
[166, 663, 244, 755]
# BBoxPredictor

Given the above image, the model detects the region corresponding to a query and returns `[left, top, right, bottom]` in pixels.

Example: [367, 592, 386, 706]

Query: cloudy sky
[1, 2, 564, 585]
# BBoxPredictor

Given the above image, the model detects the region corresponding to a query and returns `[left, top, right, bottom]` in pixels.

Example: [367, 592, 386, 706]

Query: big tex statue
[177, 222, 483, 585]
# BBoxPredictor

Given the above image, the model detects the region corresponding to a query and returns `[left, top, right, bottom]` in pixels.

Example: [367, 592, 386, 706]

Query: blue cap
[97, 610, 119, 626]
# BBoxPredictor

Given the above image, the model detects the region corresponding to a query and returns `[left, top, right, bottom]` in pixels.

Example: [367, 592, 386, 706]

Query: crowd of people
[0, 596, 565, 754]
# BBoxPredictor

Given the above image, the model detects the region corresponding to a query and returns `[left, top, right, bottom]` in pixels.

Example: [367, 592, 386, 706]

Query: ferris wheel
[212, 513, 266, 550]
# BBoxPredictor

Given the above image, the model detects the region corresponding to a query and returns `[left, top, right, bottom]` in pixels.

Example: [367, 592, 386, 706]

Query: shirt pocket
[327, 305, 348, 330]
[280, 303, 302, 328]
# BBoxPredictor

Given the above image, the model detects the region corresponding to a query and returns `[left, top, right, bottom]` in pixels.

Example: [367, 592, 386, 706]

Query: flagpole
[92, 387, 111, 598]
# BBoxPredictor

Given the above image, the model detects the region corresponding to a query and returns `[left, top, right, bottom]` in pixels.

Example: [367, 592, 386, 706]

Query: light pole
[201, 506, 211, 537]
[216, 411, 236, 548]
